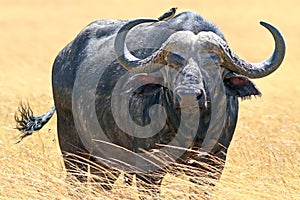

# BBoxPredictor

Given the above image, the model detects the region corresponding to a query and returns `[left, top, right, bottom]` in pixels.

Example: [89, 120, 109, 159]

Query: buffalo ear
[124, 74, 164, 96]
[224, 73, 261, 99]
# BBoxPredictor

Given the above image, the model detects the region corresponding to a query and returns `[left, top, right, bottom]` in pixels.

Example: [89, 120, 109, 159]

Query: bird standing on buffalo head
[158, 7, 178, 21]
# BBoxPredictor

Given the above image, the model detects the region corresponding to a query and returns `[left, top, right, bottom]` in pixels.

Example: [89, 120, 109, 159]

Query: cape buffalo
[15, 11, 285, 198]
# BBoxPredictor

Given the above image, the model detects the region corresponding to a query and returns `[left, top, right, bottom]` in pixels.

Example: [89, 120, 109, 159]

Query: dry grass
[0, 0, 299, 199]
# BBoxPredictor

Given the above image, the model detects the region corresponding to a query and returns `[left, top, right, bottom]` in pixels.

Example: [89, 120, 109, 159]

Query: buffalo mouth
[174, 85, 210, 111]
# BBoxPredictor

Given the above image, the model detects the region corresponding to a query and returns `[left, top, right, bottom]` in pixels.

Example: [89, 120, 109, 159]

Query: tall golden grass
[0, 0, 299, 199]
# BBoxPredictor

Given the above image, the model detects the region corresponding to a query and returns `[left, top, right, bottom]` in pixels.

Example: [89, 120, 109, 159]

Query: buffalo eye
[167, 53, 187, 70]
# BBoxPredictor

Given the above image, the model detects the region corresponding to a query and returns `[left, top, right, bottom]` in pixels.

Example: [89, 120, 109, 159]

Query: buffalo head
[114, 19, 285, 110]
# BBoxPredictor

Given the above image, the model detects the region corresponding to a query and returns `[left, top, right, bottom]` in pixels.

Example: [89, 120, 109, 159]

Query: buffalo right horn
[114, 18, 168, 74]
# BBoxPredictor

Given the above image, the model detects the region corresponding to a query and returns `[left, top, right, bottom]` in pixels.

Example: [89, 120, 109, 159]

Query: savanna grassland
[0, 0, 299, 199]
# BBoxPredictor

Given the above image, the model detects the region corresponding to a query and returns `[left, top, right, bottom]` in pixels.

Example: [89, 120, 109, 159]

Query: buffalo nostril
[196, 92, 207, 109]
[196, 93, 202, 101]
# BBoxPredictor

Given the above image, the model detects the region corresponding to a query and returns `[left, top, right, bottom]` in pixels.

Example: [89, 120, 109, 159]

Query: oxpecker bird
[158, 7, 178, 21]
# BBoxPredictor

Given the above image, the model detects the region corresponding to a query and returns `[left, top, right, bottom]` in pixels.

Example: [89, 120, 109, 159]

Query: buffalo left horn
[198, 21, 286, 78]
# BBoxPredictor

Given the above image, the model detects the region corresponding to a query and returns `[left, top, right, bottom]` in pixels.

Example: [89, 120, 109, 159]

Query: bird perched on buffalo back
[158, 7, 178, 21]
